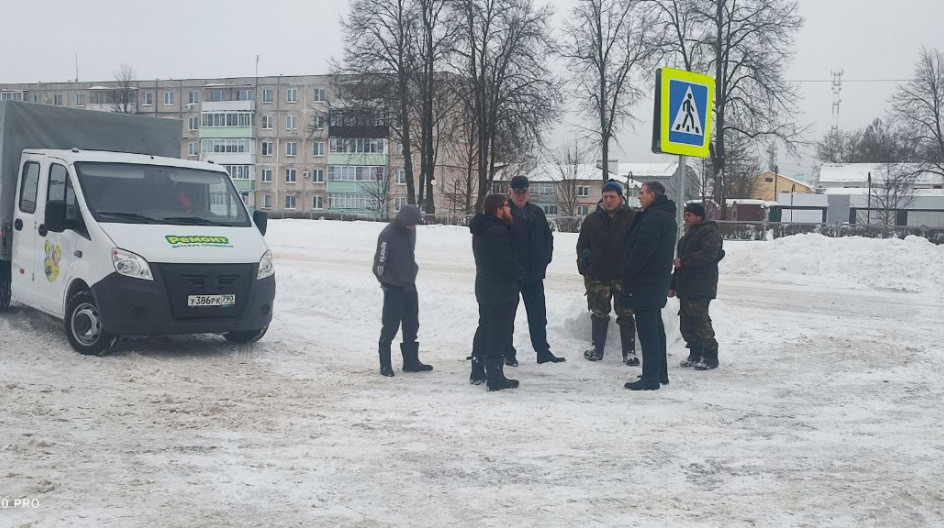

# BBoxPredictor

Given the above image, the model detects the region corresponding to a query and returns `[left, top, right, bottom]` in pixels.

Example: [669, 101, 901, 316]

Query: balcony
[201, 100, 255, 112]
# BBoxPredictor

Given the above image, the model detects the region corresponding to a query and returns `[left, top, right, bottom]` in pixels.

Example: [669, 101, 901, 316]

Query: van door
[32, 161, 79, 317]
[10, 157, 43, 306]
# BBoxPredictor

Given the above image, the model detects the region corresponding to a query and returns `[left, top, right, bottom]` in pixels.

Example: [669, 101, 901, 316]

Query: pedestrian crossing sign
[651, 67, 714, 158]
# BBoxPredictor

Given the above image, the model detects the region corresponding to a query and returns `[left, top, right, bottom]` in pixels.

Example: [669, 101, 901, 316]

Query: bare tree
[891, 47, 944, 177]
[815, 118, 914, 163]
[648, 0, 805, 216]
[449, 0, 561, 211]
[111, 64, 137, 114]
[550, 138, 596, 216]
[363, 170, 393, 219]
[563, 0, 653, 181]
[867, 163, 918, 228]
[721, 133, 760, 198]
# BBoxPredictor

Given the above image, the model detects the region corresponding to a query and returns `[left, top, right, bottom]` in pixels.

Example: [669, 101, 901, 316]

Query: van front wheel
[65, 292, 117, 355]
[223, 325, 268, 344]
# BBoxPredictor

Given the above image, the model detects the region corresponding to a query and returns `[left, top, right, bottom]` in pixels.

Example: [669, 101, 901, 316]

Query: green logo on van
[165, 235, 231, 247]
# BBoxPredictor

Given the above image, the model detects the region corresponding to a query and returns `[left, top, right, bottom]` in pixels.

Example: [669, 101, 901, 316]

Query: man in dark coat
[576, 179, 638, 365]
[504, 175, 565, 366]
[620, 181, 677, 391]
[669, 202, 724, 370]
[373, 205, 432, 377]
[470, 194, 523, 391]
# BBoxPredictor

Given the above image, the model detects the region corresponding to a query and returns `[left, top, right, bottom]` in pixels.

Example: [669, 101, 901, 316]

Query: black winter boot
[379, 346, 395, 377]
[536, 350, 566, 364]
[583, 318, 609, 361]
[680, 344, 703, 368]
[619, 325, 639, 366]
[486, 359, 519, 391]
[469, 356, 487, 385]
[694, 347, 719, 370]
[401, 342, 433, 372]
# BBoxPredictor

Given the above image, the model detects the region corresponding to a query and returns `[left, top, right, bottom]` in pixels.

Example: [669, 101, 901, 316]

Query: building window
[201, 111, 254, 128]
[395, 196, 408, 211]
[286, 142, 297, 157]
[200, 139, 253, 154]
[262, 141, 273, 156]
[543, 204, 558, 215]
[164, 91, 175, 105]
[262, 116, 272, 129]
[576, 205, 589, 216]
[395, 169, 407, 185]
[577, 186, 590, 197]
[188, 116, 199, 131]
[187, 142, 198, 157]
[53, 94, 63, 106]
[225, 165, 252, 180]
[328, 165, 386, 181]
[286, 88, 297, 103]
[313, 195, 324, 210]
[236, 89, 253, 101]
[261, 168, 272, 182]
[393, 141, 404, 156]
[262, 194, 272, 209]
[189, 90, 199, 104]
[143, 92, 153, 106]
[262, 88, 273, 103]
[286, 115, 297, 131]
[285, 195, 296, 209]
[313, 142, 325, 156]
[313, 87, 326, 102]
[285, 168, 297, 182]
[329, 137, 388, 154]
[329, 193, 377, 209]
[765, 177, 774, 183]
[75, 94, 85, 106]
[313, 115, 325, 129]
[313, 169, 324, 183]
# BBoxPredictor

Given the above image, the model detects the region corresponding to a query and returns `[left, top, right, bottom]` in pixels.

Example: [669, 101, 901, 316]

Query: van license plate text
[187, 294, 236, 307]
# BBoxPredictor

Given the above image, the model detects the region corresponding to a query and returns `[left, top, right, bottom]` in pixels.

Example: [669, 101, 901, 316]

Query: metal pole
[790, 183, 795, 222]
[867, 172, 872, 226]
[676, 155, 687, 240]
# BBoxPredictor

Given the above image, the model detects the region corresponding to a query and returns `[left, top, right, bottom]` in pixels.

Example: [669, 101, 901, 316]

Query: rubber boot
[379, 345, 395, 377]
[694, 346, 719, 370]
[620, 325, 639, 366]
[401, 342, 433, 372]
[680, 344, 703, 368]
[486, 358, 519, 391]
[583, 317, 609, 361]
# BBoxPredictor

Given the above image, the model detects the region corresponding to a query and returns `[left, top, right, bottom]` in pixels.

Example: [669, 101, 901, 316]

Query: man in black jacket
[576, 180, 638, 365]
[620, 181, 677, 391]
[504, 175, 565, 366]
[373, 205, 433, 377]
[669, 202, 724, 370]
[470, 195, 523, 391]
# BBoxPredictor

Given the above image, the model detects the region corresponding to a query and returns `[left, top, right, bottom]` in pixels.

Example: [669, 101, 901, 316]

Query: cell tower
[830, 70, 844, 131]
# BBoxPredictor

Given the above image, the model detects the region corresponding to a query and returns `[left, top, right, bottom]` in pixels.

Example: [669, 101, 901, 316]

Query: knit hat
[510, 175, 530, 190]
[684, 202, 707, 218]
[601, 180, 623, 196]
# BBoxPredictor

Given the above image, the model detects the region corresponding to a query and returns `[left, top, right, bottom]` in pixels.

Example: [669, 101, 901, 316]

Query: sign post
[652, 67, 714, 238]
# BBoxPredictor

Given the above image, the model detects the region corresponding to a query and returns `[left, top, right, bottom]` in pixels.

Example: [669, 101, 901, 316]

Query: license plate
[187, 294, 236, 308]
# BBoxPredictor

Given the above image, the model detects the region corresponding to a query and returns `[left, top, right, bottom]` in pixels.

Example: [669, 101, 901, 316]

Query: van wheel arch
[64, 288, 117, 356]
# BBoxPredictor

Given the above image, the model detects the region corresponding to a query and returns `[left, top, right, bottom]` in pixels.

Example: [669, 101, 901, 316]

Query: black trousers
[505, 279, 549, 358]
[473, 302, 517, 362]
[635, 307, 668, 385]
[378, 285, 419, 352]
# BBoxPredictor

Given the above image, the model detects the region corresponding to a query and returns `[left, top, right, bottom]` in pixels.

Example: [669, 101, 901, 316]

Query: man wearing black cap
[668, 202, 724, 370]
[373, 205, 433, 377]
[576, 179, 638, 366]
[504, 175, 565, 365]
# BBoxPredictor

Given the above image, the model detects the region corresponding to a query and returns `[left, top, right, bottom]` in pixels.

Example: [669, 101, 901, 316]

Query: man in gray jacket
[373, 205, 433, 377]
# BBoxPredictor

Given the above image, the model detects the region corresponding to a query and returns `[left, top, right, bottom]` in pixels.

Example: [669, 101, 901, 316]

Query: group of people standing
[372, 174, 724, 392]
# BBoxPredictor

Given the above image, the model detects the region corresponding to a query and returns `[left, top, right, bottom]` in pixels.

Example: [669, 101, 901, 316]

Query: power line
[789, 78, 912, 83]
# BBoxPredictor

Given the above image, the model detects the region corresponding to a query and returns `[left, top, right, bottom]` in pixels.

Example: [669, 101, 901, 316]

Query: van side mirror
[252, 210, 268, 236]
[45, 200, 67, 233]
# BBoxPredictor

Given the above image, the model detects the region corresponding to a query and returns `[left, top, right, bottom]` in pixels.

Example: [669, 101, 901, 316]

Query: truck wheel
[223, 324, 268, 344]
[65, 292, 117, 355]
[0, 281, 10, 311]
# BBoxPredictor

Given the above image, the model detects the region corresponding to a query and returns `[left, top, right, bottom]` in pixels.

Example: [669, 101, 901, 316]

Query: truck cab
[10, 149, 275, 354]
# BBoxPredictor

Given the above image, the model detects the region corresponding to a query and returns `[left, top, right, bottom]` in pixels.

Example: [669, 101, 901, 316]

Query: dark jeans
[504, 280, 549, 359]
[378, 285, 419, 352]
[635, 307, 668, 385]
[473, 302, 517, 362]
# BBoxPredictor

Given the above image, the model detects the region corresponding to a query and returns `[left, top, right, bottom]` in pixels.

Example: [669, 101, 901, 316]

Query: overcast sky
[2, 0, 943, 179]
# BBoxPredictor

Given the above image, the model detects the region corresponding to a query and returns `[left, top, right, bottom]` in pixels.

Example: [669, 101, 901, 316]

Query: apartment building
[0, 76, 462, 218]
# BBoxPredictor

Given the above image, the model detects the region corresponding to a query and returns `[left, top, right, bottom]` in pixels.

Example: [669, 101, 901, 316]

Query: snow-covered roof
[759, 171, 811, 188]
[726, 199, 775, 206]
[823, 187, 944, 197]
[818, 163, 944, 186]
[617, 162, 694, 179]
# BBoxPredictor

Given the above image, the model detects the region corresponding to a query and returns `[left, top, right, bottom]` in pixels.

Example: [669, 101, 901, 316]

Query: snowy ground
[2, 220, 943, 527]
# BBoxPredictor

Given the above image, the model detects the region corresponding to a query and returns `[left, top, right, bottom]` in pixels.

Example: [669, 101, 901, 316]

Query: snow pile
[721, 233, 944, 294]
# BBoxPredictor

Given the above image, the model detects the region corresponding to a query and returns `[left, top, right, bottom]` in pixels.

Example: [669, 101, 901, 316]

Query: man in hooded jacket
[620, 181, 677, 391]
[373, 205, 433, 377]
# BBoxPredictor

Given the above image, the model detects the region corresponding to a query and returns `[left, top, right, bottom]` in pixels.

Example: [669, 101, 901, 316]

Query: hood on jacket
[395, 205, 423, 226]
[646, 194, 677, 215]
[469, 212, 505, 235]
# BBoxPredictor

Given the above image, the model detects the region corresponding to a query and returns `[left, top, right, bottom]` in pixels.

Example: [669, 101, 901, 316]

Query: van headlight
[257, 250, 274, 280]
[112, 248, 154, 281]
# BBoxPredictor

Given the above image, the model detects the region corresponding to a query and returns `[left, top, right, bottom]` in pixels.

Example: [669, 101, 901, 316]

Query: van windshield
[74, 162, 251, 227]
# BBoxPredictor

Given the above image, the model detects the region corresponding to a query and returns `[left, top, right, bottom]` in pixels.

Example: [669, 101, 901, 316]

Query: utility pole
[830, 70, 844, 132]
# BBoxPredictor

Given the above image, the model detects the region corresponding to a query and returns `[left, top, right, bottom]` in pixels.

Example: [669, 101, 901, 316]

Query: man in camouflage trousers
[668, 202, 725, 370]
[576, 180, 639, 365]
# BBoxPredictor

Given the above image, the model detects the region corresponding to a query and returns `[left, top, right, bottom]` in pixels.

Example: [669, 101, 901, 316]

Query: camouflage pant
[584, 278, 635, 330]
[678, 298, 717, 349]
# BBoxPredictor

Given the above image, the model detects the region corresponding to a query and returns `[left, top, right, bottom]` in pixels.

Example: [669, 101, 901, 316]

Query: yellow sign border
[659, 68, 714, 158]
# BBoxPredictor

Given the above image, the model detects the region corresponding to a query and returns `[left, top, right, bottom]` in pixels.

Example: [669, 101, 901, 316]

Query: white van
[0, 102, 274, 355]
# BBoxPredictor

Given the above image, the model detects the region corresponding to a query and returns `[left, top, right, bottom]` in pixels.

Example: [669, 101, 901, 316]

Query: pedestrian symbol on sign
[671, 87, 702, 135]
